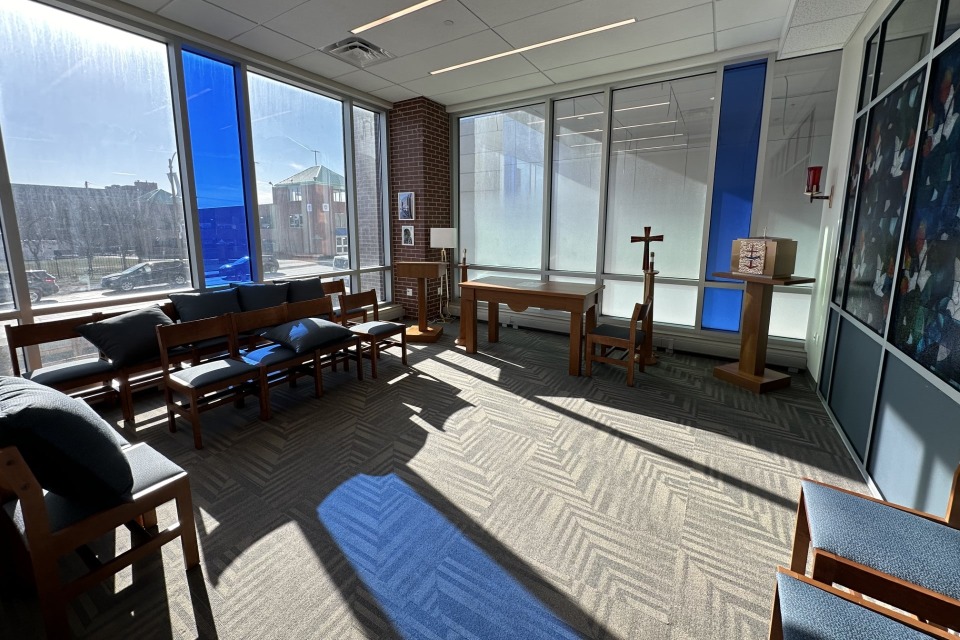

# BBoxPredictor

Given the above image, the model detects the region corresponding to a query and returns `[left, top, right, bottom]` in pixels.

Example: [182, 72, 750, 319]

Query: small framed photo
[398, 191, 415, 220]
[401, 225, 415, 246]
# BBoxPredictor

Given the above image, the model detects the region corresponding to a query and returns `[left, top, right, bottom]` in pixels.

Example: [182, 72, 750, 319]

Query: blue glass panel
[702, 288, 743, 332]
[705, 61, 767, 284]
[181, 50, 251, 285]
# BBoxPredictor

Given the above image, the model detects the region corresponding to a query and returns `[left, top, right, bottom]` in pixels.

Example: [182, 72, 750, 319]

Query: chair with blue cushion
[584, 302, 650, 387]
[770, 567, 951, 639]
[790, 471, 960, 629]
[157, 315, 268, 449]
[278, 297, 362, 389]
[337, 290, 407, 379]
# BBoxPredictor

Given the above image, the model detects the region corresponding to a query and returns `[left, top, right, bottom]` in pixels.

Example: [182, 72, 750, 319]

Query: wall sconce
[804, 166, 833, 208]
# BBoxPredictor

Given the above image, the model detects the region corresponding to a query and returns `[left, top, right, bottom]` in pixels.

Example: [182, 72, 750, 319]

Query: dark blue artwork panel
[892, 43, 960, 391]
[843, 69, 925, 333]
[832, 115, 868, 306]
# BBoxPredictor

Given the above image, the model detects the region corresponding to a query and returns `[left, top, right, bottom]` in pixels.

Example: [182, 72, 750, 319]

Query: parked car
[26, 270, 59, 302]
[332, 255, 349, 271]
[218, 255, 279, 280]
[101, 260, 188, 292]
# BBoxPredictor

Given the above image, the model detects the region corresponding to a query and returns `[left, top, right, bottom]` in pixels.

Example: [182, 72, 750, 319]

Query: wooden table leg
[488, 302, 499, 343]
[417, 277, 428, 332]
[569, 309, 583, 376]
[463, 295, 477, 353]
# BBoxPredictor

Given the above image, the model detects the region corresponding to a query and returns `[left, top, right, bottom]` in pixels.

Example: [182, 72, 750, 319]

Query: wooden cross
[631, 226, 664, 271]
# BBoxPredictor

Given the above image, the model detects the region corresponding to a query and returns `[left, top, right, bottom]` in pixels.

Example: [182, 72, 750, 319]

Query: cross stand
[457, 251, 469, 346]
[631, 227, 663, 366]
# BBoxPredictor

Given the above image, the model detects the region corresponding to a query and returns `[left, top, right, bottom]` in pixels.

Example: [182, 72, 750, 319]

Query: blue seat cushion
[3, 442, 184, 535]
[262, 318, 354, 354]
[776, 572, 933, 639]
[350, 321, 403, 337]
[802, 480, 960, 600]
[591, 323, 644, 345]
[241, 343, 300, 367]
[169, 358, 258, 388]
[25, 357, 116, 387]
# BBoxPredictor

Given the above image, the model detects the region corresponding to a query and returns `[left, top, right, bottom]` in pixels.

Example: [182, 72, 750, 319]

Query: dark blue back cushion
[0, 377, 133, 505]
[76, 306, 173, 367]
[170, 288, 241, 321]
[235, 283, 289, 311]
[285, 278, 325, 303]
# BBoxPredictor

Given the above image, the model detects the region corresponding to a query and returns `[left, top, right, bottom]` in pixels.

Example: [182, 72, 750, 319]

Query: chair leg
[165, 386, 177, 433]
[33, 556, 68, 640]
[189, 391, 203, 450]
[768, 581, 783, 640]
[627, 355, 635, 387]
[313, 353, 324, 398]
[400, 331, 408, 366]
[258, 374, 271, 421]
[119, 376, 135, 426]
[789, 493, 811, 574]
[585, 338, 594, 377]
[370, 341, 379, 379]
[355, 343, 363, 380]
[175, 479, 201, 570]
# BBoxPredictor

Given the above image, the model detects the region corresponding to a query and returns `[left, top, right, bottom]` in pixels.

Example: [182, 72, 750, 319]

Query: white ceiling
[115, 0, 873, 107]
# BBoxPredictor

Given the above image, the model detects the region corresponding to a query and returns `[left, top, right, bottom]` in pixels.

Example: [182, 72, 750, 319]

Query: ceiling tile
[158, 0, 256, 40]
[431, 72, 554, 105]
[358, 2, 488, 58]
[370, 85, 420, 103]
[789, 0, 873, 27]
[119, 0, 173, 11]
[543, 33, 715, 83]
[715, 0, 790, 31]
[231, 26, 313, 61]
[205, 0, 308, 25]
[519, 5, 714, 71]
[493, 0, 709, 48]
[403, 55, 541, 96]
[288, 51, 359, 79]
[362, 30, 510, 85]
[334, 70, 395, 93]
[458, 0, 580, 28]
[265, 0, 416, 50]
[716, 17, 783, 51]
[781, 14, 863, 54]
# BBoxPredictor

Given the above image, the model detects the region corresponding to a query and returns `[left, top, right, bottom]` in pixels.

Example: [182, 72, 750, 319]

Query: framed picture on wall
[401, 225, 415, 246]
[398, 192, 415, 220]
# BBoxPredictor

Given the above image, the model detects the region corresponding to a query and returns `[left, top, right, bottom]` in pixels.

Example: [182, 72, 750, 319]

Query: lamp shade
[430, 227, 457, 249]
[805, 166, 823, 194]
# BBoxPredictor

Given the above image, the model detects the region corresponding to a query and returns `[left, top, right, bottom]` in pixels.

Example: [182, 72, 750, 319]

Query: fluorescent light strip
[352, 0, 443, 34]
[616, 143, 688, 153]
[613, 133, 686, 143]
[613, 120, 677, 130]
[556, 111, 603, 121]
[615, 101, 669, 112]
[555, 129, 602, 137]
[569, 142, 602, 148]
[556, 102, 670, 122]
[431, 18, 637, 75]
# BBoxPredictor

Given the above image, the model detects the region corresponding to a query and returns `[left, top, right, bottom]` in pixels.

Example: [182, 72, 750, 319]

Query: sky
[0, 0, 347, 208]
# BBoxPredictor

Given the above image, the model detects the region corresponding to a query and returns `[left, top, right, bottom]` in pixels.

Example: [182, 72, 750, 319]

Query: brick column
[387, 97, 451, 321]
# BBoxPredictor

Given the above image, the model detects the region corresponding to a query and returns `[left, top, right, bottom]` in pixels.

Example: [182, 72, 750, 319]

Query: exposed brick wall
[387, 97, 451, 320]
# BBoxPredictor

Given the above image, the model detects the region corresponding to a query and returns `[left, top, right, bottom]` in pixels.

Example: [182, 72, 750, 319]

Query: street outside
[29, 257, 348, 308]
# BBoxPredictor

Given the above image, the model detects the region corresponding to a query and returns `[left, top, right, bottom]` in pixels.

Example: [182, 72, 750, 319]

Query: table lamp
[430, 227, 457, 319]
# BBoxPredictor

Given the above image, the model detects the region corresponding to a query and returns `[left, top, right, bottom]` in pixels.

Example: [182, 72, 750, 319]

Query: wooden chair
[283, 297, 363, 389]
[770, 567, 951, 639]
[157, 315, 268, 449]
[0, 443, 200, 638]
[584, 302, 651, 387]
[789, 469, 960, 630]
[338, 290, 407, 379]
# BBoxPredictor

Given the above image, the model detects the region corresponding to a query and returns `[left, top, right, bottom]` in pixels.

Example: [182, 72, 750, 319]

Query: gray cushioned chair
[337, 290, 406, 379]
[584, 302, 650, 387]
[790, 469, 960, 630]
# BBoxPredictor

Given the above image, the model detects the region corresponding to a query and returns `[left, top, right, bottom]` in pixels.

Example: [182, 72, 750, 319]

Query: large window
[460, 106, 545, 269]
[353, 106, 387, 300]
[248, 73, 346, 282]
[0, 0, 188, 305]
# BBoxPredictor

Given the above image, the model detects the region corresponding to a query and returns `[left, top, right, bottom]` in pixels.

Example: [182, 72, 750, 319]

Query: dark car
[26, 270, 59, 302]
[218, 255, 279, 280]
[101, 260, 188, 292]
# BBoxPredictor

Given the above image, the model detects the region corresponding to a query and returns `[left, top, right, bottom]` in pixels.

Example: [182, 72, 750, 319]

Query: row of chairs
[770, 471, 960, 638]
[158, 290, 406, 449]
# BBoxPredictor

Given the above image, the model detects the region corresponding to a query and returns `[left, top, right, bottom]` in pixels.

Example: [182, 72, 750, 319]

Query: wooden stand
[711, 272, 815, 393]
[456, 260, 469, 346]
[395, 261, 446, 343]
[643, 269, 658, 366]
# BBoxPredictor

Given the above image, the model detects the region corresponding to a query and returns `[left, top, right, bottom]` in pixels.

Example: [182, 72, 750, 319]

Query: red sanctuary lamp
[804, 165, 833, 207]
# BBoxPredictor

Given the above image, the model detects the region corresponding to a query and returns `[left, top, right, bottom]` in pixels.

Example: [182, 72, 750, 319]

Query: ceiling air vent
[321, 37, 395, 68]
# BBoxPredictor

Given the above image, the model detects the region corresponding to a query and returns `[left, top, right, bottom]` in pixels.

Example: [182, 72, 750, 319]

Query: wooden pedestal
[395, 261, 446, 343]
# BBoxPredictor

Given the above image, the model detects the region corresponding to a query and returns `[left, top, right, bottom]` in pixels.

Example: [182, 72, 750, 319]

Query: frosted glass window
[248, 73, 346, 281]
[601, 279, 697, 326]
[550, 93, 604, 272]
[460, 106, 545, 269]
[604, 74, 714, 279]
[876, 0, 936, 96]
[0, 0, 188, 305]
[755, 51, 841, 282]
[769, 292, 812, 339]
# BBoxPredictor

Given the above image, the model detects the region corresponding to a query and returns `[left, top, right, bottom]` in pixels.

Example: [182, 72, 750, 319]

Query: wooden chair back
[0, 446, 51, 535]
[628, 302, 651, 346]
[339, 290, 379, 324]
[321, 279, 346, 297]
[5, 313, 104, 376]
[157, 315, 235, 367]
[285, 296, 334, 322]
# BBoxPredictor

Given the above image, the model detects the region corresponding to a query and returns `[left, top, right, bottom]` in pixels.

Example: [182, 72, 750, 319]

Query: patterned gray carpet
[0, 323, 865, 639]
